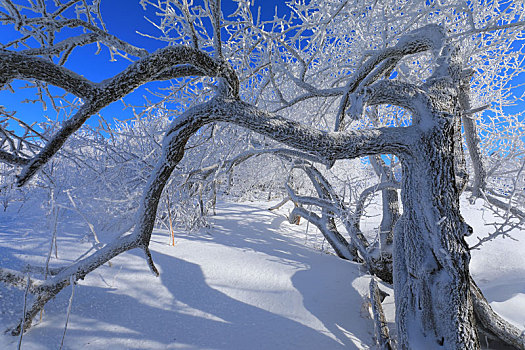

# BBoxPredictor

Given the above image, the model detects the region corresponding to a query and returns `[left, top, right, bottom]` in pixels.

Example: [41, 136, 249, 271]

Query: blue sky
[0, 0, 288, 129]
[0, 0, 524, 133]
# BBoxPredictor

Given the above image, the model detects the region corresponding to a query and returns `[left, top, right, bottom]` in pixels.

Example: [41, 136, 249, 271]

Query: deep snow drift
[0, 198, 523, 349]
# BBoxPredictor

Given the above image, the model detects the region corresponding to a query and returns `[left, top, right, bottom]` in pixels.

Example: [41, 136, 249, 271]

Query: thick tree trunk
[394, 118, 479, 349]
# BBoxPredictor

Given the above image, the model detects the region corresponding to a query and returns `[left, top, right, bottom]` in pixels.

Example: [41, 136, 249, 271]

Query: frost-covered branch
[335, 24, 446, 130]
[187, 147, 327, 182]
[206, 99, 415, 162]
[19, 31, 147, 60]
[471, 278, 525, 350]
[0, 267, 43, 294]
[283, 161, 361, 262]
[0, 149, 29, 165]
[355, 181, 400, 225]
[290, 205, 358, 261]
[6, 99, 213, 334]
[369, 278, 393, 350]
[1, 0, 147, 60]
[0, 51, 96, 98]
[1, 45, 239, 185]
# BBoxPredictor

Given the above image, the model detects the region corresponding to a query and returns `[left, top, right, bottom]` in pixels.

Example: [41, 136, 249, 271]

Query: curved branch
[5, 45, 239, 185]
[360, 80, 433, 122]
[285, 163, 368, 263]
[335, 24, 446, 131]
[471, 278, 525, 350]
[97, 45, 239, 98]
[154, 64, 208, 81]
[5, 42, 413, 186]
[209, 98, 414, 162]
[284, 184, 339, 213]
[187, 147, 328, 182]
[355, 181, 401, 223]
[8, 101, 210, 335]
[0, 50, 96, 99]
[0, 267, 43, 294]
[291, 206, 357, 260]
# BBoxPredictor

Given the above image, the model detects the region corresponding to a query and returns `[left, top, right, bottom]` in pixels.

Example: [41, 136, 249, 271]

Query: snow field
[0, 197, 523, 349]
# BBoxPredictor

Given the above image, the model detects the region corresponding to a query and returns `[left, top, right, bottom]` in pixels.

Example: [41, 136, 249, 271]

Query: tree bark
[459, 74, 486, 197]
[370, 155, 399, 283]
[370, 156, 399, 250]
[394, 117, 479, 349]
[370, 277, 393, 350]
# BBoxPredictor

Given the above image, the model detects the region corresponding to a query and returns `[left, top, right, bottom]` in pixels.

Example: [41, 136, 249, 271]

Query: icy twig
[59, 275, 76, 350]
[17, 274, 30, 350]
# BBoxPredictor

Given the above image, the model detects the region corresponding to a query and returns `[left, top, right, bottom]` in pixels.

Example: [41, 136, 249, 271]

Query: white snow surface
[0, 200, 377, 350]
[463, 199, 525, 331]
[0, 197, 523, 349]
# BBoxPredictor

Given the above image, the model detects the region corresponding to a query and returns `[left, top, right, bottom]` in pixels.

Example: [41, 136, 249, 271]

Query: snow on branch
[98, 45, 239, 97]
[1, 45, 239, 185]
[203, 98, 415, 162]
[355, 181, 401, 223]
[369, 277, 393, 350]
[335, 24, 446, 131]
[1, 0, 147, 61]
[0, 51, 96, 99]
[359, 81, 432, 119]
[0, 149, 29, 166]
[186, 147, 328, 183]
[0, 267, 43, 294]
[471, 278, 525, 350]
[284, 183, 339, 213]
[290, 205, 358, 261]
[18, 30, 148, 62]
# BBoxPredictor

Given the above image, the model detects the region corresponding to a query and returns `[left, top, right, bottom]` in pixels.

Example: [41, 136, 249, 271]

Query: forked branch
[0, 45, 239, 186]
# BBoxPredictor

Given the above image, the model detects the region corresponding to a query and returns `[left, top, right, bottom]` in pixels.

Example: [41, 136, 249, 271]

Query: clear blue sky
[0, 1, 523, 131]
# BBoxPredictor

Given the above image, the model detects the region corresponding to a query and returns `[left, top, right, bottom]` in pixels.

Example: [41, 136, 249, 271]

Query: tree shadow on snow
[7, 202, 374, 349]
[477, 274, 525, 303]
[20, 251, 357, 350]
[148, 202, 375, 349]
[291, 256, 375, 349]
[156, 203, 322, 265]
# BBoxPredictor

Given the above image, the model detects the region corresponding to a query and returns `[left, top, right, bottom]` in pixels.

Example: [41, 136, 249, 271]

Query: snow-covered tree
[1, 0, 524, 348]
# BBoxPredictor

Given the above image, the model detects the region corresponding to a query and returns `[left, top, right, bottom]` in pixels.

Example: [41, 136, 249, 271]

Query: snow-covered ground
[0, 198, 523, 349]
[463, 199, 525, 331]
